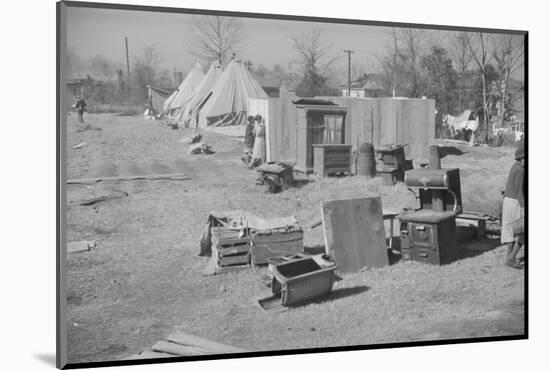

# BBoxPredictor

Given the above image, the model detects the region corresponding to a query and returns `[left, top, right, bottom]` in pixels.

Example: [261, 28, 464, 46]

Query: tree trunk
[500, 75, 509, 127]
[481, 73, 488, 143]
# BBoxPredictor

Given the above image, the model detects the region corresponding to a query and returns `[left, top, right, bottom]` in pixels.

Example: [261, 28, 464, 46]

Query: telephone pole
[125, 37, 130, 94]
[344, 50, 354, 97]
[244, 60, 253, 71]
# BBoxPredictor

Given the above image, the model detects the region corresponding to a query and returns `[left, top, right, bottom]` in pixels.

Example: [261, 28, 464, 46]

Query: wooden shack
[294, 100, 347, 173]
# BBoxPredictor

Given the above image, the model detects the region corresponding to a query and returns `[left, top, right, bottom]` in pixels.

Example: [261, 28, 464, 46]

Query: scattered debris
[67, 173, 191, 185]
[69, 191, 129, 206]
[73, 142, 87, 149]
[188, 143, 214, 155]
[67, 240, 96, 253]
[166, 121, 179, 130]
[178, 133, 202, 144]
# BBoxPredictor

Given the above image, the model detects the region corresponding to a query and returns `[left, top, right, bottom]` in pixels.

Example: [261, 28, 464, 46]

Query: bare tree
[493, 35, 524, 124]
[291, 29, 339, 96]
[450, 32, 474, 110]
[452, 32, 473, 74]
[465, 32, 495, 143]
[400, 28, 425, 97]
[88, 54, 116, 80]
[378, 28, 425, 97]
[133, 44, 162, 102]
[188, 16, 246, 66]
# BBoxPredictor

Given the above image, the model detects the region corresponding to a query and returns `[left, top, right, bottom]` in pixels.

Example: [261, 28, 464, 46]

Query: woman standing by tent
[242, 115, 255, 163]
[249, 114, 266, 169]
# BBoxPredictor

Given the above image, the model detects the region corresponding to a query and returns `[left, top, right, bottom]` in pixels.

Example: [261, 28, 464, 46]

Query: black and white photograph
[56, 0, 529, 368]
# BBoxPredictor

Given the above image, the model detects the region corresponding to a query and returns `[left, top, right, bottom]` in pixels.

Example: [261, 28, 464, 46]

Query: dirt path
[65, 114, 524, 364]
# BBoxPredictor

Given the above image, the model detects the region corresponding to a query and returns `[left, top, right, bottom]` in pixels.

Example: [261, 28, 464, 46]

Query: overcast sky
[66, 6, 524, 80]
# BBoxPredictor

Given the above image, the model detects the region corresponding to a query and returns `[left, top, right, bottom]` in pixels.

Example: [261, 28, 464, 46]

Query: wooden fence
[248, 95, 435, 163]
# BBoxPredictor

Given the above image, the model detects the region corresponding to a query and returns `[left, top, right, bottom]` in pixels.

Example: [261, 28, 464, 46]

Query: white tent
[196, 60, 268, 128]
[178, 62, 223, 127]
[163, 63, 205, 116]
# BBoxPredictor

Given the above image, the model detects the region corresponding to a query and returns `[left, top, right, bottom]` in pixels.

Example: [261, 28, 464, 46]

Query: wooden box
[312, 144, 352, 177]
[211, 227, 250, 270]
[269, 255, 337, 306]
[250, 226, 303, 265]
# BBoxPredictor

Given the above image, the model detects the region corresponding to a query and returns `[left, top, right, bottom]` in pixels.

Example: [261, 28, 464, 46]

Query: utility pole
[125, 37, 130, 94]
[244, 60, 253, 71]
[344, 50, 354, 97]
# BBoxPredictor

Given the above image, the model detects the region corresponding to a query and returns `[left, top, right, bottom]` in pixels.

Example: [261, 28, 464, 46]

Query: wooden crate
[250, 226, 303, 265]
[211, 227, 251, 270]
[312, 144, 352, 176]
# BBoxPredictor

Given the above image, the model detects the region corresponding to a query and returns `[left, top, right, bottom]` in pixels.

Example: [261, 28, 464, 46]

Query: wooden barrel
[357, 143, 376, 178]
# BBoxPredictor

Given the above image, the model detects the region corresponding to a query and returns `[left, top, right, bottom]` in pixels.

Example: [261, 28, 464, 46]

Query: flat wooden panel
[321, 197, 388, 273]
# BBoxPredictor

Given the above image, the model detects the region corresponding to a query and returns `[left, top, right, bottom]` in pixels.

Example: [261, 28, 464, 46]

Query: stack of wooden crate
[211, 227, 251, 272]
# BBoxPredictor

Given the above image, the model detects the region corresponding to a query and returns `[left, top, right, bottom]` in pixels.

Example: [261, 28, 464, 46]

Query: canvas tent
[178, 62, 223, 127]
[197, 60, 268, 128]
[163, 63, 205, 116]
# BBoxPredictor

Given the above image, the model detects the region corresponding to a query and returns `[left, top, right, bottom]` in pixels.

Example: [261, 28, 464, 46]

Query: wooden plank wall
[324, 97, 435, 159]
[266, 86, 297, 162]
[264, 96, 435, 163]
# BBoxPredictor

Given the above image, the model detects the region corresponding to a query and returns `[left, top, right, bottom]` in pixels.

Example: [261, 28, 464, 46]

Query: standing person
[74, 95, 87, 123]
[242, 115, 255, 164]
[249, 114, 266, 169]
[501, 146, 525, 269]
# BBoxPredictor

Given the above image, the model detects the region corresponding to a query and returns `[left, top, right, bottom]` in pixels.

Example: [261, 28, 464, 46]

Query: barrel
[357, 143, 376, 178]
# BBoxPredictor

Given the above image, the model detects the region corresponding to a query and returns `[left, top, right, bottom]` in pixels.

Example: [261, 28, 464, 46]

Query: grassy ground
[65, 112, 524, 364]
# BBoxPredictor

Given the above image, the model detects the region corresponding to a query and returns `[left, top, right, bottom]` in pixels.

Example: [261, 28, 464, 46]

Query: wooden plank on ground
[67, 240, 95, 253]
[321, 197, 388, 274]
[124, 350, 177, 360]
[67, 173, 191, 184]
[151, 341, 213, 356]
[166, 332, 247, 354]
[69, 192, 128, 206]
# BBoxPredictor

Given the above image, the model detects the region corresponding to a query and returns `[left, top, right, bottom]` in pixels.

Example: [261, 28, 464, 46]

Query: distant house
[66, 75, 103, 97]
[340, 73, 385, 98]
[254, 76, 283, 98]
